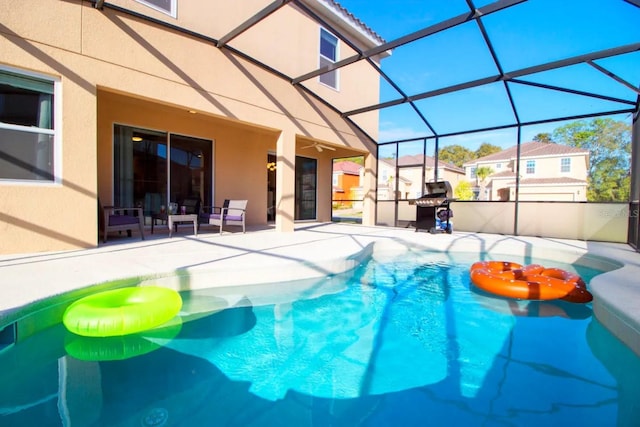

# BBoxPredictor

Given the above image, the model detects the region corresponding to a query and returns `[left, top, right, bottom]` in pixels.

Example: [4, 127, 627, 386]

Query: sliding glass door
[295, 156, 317, 220]
[114, 126, 167, 214]
[113, 125, 212, 220]
[169, 134, 212, 208]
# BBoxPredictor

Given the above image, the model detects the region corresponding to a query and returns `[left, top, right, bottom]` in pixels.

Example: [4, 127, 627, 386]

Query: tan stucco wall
[513, 184, 586, 202]
[471, 154, 588, 182]
[97, 90, 281, 226]
[441, 169, 466, 190]
[0, 0, 379, 254]
[522, 154, 588, 180]
[0, 1, 98, 254]
[375, 162, 464, 201]
[467, 152, 589, 201]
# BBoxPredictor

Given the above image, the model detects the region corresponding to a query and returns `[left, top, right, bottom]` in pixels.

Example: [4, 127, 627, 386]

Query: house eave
[299, 0, 390, 57]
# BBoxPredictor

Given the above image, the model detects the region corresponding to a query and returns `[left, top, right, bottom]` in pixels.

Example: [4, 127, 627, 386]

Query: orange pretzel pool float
[469, 261, 593, 303]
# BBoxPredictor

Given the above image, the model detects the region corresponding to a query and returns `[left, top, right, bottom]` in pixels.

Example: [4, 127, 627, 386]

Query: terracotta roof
[333, 160, 362, 175]
[396, 154, 423, 166]
[395, 154, 465, 173]
[507, 177, 587, 186]
[465, 142, 589, 166]
[325, 0, 386, 45]
[490, 170, 516, 178]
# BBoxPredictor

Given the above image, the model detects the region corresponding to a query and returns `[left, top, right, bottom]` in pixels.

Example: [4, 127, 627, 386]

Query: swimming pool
[1, 251, 639, 426]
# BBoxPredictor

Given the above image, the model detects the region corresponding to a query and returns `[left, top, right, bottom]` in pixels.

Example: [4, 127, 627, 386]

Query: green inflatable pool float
[63, 286, 183, 337]
[64, 318, 183, 361]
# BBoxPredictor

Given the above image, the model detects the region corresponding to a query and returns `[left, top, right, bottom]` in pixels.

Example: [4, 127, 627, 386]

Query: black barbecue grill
[414, 181, 453, 234]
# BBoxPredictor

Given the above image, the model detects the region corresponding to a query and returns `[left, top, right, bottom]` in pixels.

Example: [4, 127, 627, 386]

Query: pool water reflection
[1, 253, 639, 426]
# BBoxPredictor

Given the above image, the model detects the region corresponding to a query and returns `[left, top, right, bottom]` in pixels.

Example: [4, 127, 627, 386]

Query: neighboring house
[332, 160, 363, 207]
[377, 155, 466, 200]
[463, 142, 589, 201]
[0, 0, 388, 254]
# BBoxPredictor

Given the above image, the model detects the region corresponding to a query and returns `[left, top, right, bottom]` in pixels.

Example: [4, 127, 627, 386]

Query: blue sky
[337, 0, 640, 149]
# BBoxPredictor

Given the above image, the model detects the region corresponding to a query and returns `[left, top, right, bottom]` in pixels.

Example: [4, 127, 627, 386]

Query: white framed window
[496, 163, 502, 169]
[0, 67, 60, 183]
[135, 0, 177, 18]
[319, 28, 339, 89]
[526, 160, 536, 174]
[470, 167, 477, 179]
[561, 157, 571, 173]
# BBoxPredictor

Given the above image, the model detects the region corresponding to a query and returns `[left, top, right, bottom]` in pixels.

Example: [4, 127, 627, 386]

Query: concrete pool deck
[1, 222, 639, 355]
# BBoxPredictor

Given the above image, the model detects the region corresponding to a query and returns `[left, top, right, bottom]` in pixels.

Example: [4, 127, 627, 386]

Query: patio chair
[200, 199, 227, 227]
[100, 200, 145, 243]
[202, 199, 247, 234]
[181, 196, 201, 215]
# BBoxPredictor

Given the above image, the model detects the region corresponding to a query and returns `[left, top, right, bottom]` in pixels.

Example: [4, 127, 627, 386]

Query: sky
[335, 0, 640, 150]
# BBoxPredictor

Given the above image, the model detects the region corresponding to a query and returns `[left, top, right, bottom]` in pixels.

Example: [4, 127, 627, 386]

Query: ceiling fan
[301, 142, 336, 152]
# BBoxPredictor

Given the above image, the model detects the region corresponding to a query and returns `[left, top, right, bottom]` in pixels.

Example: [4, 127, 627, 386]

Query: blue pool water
[1, 252, 639, 426]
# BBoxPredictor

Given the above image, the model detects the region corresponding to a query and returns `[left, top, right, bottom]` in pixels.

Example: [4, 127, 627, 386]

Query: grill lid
[414, 181, 452, 207]
[423, 181, 452, 198]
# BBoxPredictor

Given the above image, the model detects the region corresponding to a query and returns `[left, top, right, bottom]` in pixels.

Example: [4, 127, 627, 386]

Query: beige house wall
[468, 152, 588, 201]
[439, 168, 466, 192]
[0, 0, 379, 254]
[520, 154, 588, 180]
[377, 161, 465, 201]
[512, 184, 587, 201]
[100, 0, 383, 138]
[376, 161, 395, 200]
[487, 177, 507, 200]
[470, 153, 588, 181]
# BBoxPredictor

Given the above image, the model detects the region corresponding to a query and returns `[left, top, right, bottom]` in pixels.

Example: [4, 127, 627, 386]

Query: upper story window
[135, 0, 177, 18]
[561, 157, 571, 173]
[470, 167, 477, 179]
[0, 68, 59, 182]
[319, 29, 339, 89]
[381, 168, 388, 183]
[496, 163, 502, 169]
[526, 160, 536, 174]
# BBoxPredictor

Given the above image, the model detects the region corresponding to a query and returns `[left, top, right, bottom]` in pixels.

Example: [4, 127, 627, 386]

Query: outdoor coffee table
[167, 214, 198, 237]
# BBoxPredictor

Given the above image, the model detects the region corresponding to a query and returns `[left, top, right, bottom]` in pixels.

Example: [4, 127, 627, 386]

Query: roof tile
[326, 0, 386, 44]
[333, 160, 362, 175]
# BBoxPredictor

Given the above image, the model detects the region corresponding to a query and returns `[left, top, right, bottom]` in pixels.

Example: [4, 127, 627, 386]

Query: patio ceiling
[95, 0, 640, 145]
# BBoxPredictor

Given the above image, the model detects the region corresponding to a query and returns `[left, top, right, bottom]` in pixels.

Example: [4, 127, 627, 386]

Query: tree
[552, 118, 631, 202]
[338, 156, 364, 165]
[437, 143, 501, 168]
[454, 181, 474, 200]
[475, 166, 494, 200]
[533, 133, 553, 143]
[438, 145, 474, 168]
[475, 143, 501, 159]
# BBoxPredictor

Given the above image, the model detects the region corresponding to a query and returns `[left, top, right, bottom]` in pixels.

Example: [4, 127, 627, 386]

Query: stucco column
[275, 130, 296, 232]
[631, 114, 640, 203]
[361, 153, 377, 226]
[630, 113, 640, 248]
